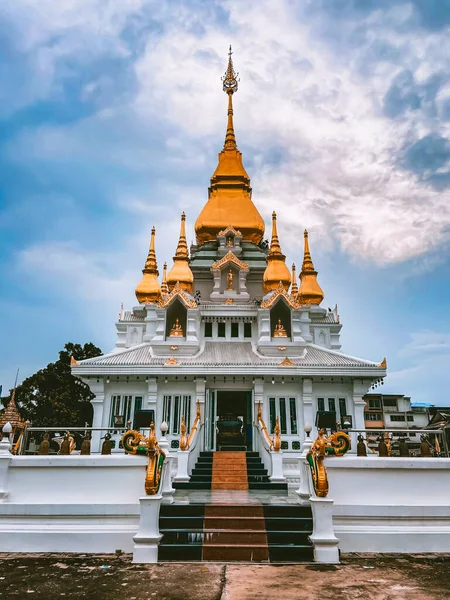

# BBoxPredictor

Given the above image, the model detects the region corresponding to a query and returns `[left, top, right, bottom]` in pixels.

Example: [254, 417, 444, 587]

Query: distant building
[363, 394, 430, 449]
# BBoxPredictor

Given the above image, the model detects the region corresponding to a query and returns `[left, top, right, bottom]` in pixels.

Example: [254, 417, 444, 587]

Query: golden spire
[194, 47, 265, 245]
[135, 226, 162, 303]
[291, 263, 298, 295]
[161, 262, 168, 296]
[167, 212, 194, 293]
[263, 211, 291, 293]
[222, 45, 238, 150]
[0, 377, 25, 433]
[298, 229, 324, 305]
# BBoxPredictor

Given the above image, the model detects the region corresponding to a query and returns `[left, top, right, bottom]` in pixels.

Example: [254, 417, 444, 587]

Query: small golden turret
[135, 227, 161, 304]
[298, 230, 324, 305]
[194, 47, 265, 245]
[167, 212, 194, 294]
[161, 262, 168, 296]
[291, 263, 298, 295]
[263, 212, 291, 293]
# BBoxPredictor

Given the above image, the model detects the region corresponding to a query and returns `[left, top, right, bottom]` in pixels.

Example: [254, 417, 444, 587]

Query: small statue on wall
[169, 317, 184, 337]
[226, 236, 233, 247]
[101, 432, 112, 455]
[38, 432, 50, 455]
[80, 434, 91, 455]
[357, 434, 367, 457]
[273, 319, 288, 338]
[420, 435, 432, 457]
[227, 269, 234, 290]
[59, 433, 71, 455]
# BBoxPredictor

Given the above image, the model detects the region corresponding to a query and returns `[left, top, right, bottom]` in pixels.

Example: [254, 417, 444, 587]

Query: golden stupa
[167, 212, 194, 293]
[194, 47, 265, 245]
[0, 389, 25, 433]
[298, 230, 324, 305]
[263, 212, 291, 293]
[135, 227, 161, 304]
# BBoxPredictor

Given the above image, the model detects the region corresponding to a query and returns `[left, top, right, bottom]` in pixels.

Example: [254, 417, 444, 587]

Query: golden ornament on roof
[135, 226, 162, 304]
[298, 230, 324, 306]
[263, 212, 291, 293]
[194, 47, 265, 245]
[167, 212, 194, 294]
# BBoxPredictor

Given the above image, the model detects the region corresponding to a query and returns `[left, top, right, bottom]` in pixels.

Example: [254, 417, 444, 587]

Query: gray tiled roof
[310, 314, 338, 324]
[120, 311, 145, 323]
[78, 342, 378, 369]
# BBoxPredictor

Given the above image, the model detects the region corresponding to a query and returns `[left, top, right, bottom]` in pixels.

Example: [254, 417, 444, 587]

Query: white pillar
[158, 435, 175, 504]
[309, 497, 339, 564]
[174, 450, 190, 482]
[295, 433, 313, 505]
[269, 451, 286, 482]
[302, 379, 314, 439]
[132, 494, 163, 563]
[352, 380, 369, 454]
[146, 377, 158, 421]
[87, 379, 105, 453]
[0, 423, 12, 502]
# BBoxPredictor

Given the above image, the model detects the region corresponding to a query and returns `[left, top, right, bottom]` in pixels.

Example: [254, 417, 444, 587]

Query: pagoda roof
[73, 342, 384, 376]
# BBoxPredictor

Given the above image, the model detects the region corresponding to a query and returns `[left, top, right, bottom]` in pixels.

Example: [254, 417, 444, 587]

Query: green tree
[1, 342, 102, 427]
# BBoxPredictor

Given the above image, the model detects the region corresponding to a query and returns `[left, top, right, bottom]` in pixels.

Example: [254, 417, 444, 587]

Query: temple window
[231, 322, 239, 338]
[165, 298, 187, 340]
[269, 397, 298, 435]
[109, 395, 135, 427]
[205, 322, 213, 338]
[244, 322, 252, 338]
[163, 394, 192, 434]
[218, 322, 226, 338]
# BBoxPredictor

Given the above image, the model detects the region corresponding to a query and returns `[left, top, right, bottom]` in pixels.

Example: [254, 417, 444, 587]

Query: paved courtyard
[0, 553, 449, 599]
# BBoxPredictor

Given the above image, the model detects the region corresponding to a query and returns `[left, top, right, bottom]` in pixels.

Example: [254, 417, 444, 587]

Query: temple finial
[161, 262, 168, 296]
[135, 226, 161, 303]
[291, 263, 298, 295]
[222, 46, 239, 150]
[167, 212, 194, 293]
[298, 229, 324, 305]
[263, 211, 291, 293]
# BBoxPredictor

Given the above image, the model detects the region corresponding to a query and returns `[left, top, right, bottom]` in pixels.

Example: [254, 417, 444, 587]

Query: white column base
[309, 497, 339, 564]
[158, 439, 176, 501]
[0, 437, 12, 503]
[132, 495, 163, 564]
[269, 451, 286, 482]
[295, 438, 313, 505]
[173, 450, 190, 482]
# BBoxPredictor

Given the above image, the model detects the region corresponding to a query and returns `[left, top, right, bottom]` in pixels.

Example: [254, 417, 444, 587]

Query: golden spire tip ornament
[298, 229, 324, 306]
[291, 263, 298, 295]
[167, 212, 194, 294]
[194, 47, 265, 246]
[263, 211, 291, 294]
[135, 226, 162, 304]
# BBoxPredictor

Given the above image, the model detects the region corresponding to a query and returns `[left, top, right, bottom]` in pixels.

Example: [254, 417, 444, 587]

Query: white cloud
[130, 0, 450, 265]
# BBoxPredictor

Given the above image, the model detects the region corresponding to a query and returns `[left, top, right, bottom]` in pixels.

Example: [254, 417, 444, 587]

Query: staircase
[173, 451, 288, 491]
[161, 450, 313, 563]
[158, 502, 314, 562]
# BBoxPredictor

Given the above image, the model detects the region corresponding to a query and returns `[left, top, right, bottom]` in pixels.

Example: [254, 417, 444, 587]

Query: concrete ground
[0, 553, 449, 599]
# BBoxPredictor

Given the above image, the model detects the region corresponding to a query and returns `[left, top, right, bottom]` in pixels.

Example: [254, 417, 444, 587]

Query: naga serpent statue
[306, 429, 351, 497]
[122, 423, 166, 495]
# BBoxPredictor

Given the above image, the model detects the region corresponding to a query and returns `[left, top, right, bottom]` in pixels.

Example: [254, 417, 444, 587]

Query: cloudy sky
[1, 0, 450, 404]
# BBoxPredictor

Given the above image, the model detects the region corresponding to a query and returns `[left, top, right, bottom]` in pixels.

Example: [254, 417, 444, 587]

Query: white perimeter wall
[1, 454, 450, 555]
[326, 456, 450, 553]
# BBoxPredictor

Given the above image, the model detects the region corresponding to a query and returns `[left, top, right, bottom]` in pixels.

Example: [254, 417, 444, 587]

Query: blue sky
[1, 0, 450, 405]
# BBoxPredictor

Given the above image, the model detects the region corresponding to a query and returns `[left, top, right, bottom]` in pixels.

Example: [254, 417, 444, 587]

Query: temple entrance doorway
[204, 390, 253, 451]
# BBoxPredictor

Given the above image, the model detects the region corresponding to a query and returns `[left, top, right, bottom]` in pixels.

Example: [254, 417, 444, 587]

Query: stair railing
[174, 401, 203, 483]
[255, 402, 285, 482]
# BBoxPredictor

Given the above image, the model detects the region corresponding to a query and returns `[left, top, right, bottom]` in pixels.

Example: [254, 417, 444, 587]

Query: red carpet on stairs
[211, 451, 248, 490]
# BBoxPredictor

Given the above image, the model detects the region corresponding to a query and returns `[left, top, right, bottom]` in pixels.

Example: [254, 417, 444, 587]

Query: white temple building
[72, 50, 387, 469]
